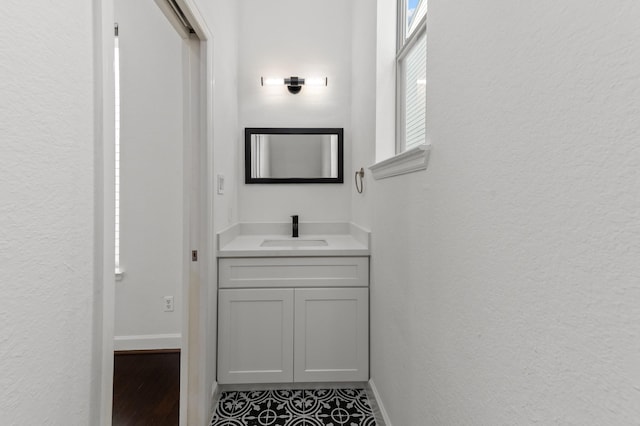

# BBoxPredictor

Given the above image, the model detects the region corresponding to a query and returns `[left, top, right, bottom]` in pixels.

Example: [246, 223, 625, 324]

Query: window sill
[369, 144, 430, 180]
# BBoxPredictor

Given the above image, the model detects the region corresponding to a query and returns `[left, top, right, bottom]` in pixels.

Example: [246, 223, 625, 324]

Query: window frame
[396, 0, 427, 154]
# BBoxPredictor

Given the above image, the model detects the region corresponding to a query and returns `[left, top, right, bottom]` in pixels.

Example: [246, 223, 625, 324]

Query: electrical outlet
[163, 296, 174, 312]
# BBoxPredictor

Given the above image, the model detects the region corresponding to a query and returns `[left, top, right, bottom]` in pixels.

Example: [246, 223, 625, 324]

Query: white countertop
[217, 222, 370, 257]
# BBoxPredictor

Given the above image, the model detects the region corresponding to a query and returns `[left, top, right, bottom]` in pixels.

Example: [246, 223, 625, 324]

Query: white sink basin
[260, 239, 328, 247]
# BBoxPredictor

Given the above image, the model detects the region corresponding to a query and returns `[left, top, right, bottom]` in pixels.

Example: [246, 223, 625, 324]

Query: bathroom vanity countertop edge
[217, 233, 370, 258]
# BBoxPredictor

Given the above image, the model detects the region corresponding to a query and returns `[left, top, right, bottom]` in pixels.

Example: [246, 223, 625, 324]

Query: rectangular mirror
[245, 128, 344, 184]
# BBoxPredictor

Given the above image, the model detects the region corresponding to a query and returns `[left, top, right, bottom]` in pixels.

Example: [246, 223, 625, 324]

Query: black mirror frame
[244, 127, 344, 184]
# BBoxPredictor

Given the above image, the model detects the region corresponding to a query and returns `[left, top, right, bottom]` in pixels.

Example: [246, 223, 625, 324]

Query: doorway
[101, 0, 213, 424]
[113, 0, 185, 357]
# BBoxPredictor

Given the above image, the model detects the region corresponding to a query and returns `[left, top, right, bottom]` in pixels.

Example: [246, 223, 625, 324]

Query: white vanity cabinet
[293, 287, 369, 382]
[217, 288, 294, 384]
[217, 257, 369, 384]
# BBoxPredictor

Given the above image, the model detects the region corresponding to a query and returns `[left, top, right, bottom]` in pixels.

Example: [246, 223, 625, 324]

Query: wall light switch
[217, 174, 225, 194]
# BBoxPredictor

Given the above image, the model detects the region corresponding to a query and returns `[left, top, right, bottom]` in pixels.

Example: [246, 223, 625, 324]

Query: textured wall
[355, 0, 640, 424]
[237, 0, 353, 223]
[350, 0, 376, 228]
[196, 0, 240, 232]
[0, 1, 95, 424]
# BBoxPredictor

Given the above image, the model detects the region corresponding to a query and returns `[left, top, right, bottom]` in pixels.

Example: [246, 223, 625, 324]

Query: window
[114, 24, 122, 278]
[369, 0, 429, 180]
[397, 0, 426, 153]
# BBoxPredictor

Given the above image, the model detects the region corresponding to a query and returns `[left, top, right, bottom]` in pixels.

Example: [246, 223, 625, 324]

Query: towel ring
[355, 168, 364, 193]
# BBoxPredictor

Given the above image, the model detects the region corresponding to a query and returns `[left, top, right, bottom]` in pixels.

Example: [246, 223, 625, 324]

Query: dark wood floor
[112, 351, 180, 426]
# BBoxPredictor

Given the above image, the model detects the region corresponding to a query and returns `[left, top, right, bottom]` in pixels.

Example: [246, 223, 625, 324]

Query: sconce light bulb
[305, 77, 328, 86]
[261, 77, 284, 86]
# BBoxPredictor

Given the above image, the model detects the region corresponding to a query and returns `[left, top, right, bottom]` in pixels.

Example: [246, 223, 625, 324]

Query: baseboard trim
[367, 379, 392, 426]
[114, 333, 181, 351]
[209, 381, 221, 421]
[114, 348, 180, 355]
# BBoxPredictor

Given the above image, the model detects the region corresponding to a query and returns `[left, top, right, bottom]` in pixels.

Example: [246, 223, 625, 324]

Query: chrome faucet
[291, 215, 299, 238]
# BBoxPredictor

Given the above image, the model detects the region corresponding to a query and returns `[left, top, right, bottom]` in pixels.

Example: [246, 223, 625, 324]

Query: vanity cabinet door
[294, 288, 369, 382]
[218, 289, 294, 384]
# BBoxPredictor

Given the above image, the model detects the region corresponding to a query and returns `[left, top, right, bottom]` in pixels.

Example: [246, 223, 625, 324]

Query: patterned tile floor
[210, 388, 377, 426]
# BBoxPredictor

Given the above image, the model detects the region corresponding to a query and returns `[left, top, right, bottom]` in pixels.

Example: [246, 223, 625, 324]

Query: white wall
[353, 0, 640, 424]
[194, 0, 240, 232]
[114, 0, 184, 349]
[350, 0, 377, 228]
[0, 1, 96, 424]
[237, 0, 353, 223]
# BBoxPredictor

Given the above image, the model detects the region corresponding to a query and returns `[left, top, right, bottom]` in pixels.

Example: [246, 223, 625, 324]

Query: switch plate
[163, 296, 174, 312]
[217, 174, 225, 194]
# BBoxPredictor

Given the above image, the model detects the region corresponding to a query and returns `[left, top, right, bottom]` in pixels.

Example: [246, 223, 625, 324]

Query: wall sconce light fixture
[261, 76, 328, 94]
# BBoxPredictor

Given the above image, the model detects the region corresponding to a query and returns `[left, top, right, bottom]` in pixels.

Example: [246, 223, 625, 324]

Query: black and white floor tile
[210, 388, 377, 426]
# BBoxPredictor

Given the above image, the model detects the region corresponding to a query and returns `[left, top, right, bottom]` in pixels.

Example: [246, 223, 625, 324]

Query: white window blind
[397, 0, 427, 153]
[114, 28, 121, 272]
[403, 32, 426, 150]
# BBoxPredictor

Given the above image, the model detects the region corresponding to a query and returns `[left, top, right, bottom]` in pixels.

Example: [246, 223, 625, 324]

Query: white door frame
[95, 1, 214, 424]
